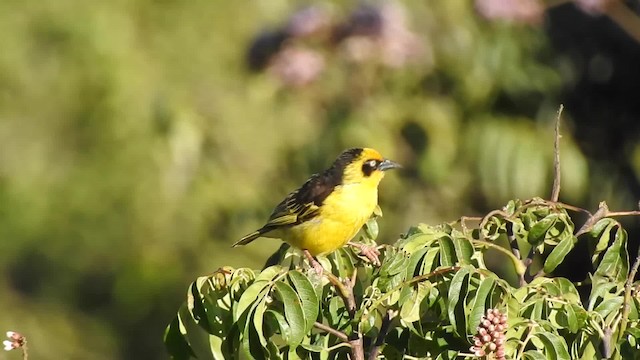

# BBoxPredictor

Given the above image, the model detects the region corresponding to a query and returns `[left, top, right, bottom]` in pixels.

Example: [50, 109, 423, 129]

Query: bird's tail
[232, 228, 267, 247]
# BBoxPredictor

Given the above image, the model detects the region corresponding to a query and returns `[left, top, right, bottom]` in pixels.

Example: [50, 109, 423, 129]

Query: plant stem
[367, 309, 396, 360]
[471, 239, 527, 279]
[313, 322, 348, 341]
[620, 241, 640, 343]
[550, 104, 563, 202]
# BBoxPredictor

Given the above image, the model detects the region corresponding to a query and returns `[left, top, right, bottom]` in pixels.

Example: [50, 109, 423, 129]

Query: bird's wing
[264, 172, 338, 228]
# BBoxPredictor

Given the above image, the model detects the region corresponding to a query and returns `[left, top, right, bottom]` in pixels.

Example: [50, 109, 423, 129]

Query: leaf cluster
[166, 199, 640, 359]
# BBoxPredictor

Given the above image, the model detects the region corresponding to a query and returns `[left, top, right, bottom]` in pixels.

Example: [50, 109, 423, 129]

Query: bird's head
[337, 147, 401, 186]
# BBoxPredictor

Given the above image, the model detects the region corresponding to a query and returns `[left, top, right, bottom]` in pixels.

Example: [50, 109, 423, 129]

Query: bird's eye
[362, 159, 379, 176]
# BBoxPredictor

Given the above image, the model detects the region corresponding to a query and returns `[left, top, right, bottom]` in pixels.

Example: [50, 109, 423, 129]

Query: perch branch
[314, 322, 348, 342]
[551, 105, 563, 202]
[620, 241, 640, 343]
[368, 309, 397, 360]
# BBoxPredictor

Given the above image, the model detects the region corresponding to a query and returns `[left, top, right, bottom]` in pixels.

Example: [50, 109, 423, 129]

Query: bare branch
[620, 240, 640, 343]
[314, 322, 349, 342]
[551, 105, 564, 202]
[575, 201, 610, 237]
[368, 310, 397, 360]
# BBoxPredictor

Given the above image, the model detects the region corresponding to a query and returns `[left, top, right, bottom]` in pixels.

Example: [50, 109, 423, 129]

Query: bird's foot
[348, 242, 381, 266]
[303, 249, 324, 275]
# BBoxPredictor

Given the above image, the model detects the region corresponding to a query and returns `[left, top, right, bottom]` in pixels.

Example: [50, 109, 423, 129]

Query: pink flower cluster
[470, 308, 507, 359]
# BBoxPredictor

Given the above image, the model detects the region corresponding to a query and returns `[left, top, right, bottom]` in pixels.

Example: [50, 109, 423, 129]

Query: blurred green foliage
[0, 1, 626, 359]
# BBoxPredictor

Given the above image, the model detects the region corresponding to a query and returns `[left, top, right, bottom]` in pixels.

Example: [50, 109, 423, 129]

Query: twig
[472, 239, 527, 278]
[575, 201, 610, 237]
[619, 241, 640, 344]
[551, 105, 563, 202]
[324, 272, 357, 317]
[349, 337, 365, 360]
[314, 322, 348, 342]
[367, 310, 397, 360]
[505, 222, 528, 286]
[324, 269, 363, 360]
[506, 222, 521, 261]
[478, 209, 509, 240]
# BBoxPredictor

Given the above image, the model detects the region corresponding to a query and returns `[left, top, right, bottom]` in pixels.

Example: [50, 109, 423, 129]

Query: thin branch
[324, 272, 356, 317]
[607, 210, 640, 217]
[478, 209, 509, 240]
[368, 310, 397, 360]
[619, 241, 640, 343]
[314, 322, 348, 342]
[575, 201, 610, 237]
[506, 222, 521, 261]
[349, 337, 365, 360]
[551, 105, 564, 202]
[472, 239, 527, 278]
[323, 269, 364, 360]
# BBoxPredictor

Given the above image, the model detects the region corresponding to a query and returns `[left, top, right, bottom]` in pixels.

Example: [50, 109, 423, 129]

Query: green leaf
[242, 313, 265, 360]
[400, 283, 431, 323]
[452, 237, 474, 264]
[235, 281, 269, 321]
[523, 350, 547, 360]
[438, 236, 456, 266]
[288, 270, 319, 333]
[594, 296, 623, 319]
[265, 309, 290, 343]
[543, 234, 577, 273]
[164, 314, 196, 360]
[554, 278, 580, 304]
[380, 249, 410, 276]
[468, 277, 496, 333]
[595, 225, 629, 283]
[252, 298, 269, 347]
[447, 266, 471, 336]
[533, 331, 570, 360]
[528, 214, 558, 245]
[364, 216, 379, 240]
[274, 281, 306, 347]
[589, 219, 615, 266]
[588, 276, 617, 311]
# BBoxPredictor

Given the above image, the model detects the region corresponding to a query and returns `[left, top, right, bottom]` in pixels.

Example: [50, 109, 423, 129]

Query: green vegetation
[1, 1, 638, 359]
[166, 197, 640, 359]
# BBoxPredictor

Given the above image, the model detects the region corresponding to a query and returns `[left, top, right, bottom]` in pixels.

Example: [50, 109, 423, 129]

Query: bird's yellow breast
[282, 182, 378, 256]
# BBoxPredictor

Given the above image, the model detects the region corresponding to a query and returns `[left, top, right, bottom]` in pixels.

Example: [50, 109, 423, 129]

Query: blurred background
[1, 0, 640, 359]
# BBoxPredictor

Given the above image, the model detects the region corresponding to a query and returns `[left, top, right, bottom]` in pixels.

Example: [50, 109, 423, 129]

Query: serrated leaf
[543, 234, 577, 273]
[274, 281, 306, 347]
[288, 270, 319, 333]
[447, 266, 471, 336]
[533, 331, 570, 360]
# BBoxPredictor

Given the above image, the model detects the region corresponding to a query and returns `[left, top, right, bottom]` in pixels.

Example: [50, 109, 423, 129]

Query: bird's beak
[378, 159, 402, 171]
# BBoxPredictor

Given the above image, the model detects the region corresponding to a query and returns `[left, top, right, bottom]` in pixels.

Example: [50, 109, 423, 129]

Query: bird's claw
[348, 242, 381, 266]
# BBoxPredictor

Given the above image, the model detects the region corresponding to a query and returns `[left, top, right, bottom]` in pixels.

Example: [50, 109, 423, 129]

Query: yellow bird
[233, 147, 400, 269]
